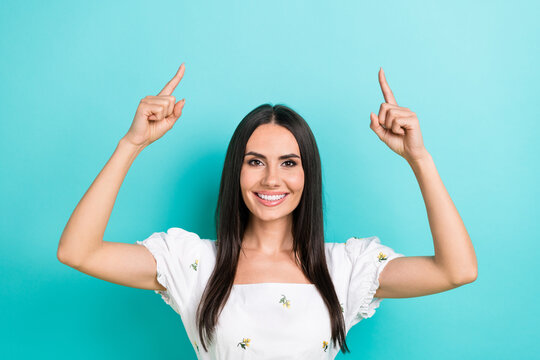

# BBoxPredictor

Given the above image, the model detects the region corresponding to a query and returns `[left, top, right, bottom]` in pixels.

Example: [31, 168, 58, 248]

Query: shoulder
[168, 227, 216, 246]
[138, 227, 217, 260]
[169, 227, 217, 257]
[325, 236, 397, 278]
[325, 236, 379, 260]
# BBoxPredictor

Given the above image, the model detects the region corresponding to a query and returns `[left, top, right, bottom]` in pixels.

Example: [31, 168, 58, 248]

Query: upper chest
[234, 249, 312, 285]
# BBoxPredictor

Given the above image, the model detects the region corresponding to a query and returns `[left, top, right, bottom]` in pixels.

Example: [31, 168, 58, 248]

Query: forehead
[245, 124, 300, 154]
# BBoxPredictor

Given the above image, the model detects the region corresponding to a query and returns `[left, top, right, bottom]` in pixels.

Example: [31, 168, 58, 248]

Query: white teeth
[257, 193, 286, 201]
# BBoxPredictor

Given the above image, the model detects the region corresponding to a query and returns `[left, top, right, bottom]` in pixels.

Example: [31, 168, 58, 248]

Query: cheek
[288, 170, 305, 192]
[240, 167, 255, 189]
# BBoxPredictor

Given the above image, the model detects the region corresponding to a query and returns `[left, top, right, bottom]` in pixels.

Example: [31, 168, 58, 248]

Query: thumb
[369, 112, 385, 140]
[172, 98, 186, 121]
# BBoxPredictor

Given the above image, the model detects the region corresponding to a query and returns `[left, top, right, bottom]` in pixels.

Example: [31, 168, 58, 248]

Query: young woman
[57, 63, 478, 359]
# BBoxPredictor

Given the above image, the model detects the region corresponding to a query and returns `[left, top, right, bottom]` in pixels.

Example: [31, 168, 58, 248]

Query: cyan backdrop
[1, 0, 537, 359]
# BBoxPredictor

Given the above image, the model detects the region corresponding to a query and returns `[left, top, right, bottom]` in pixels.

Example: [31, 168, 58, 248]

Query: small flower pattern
[237, 338, 251, 349]
[279, 295, 291, 308]
[163, 234, 396, 355]
[322, 340, 329, 352]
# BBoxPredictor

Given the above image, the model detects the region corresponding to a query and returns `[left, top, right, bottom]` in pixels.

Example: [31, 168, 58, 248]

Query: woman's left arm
[408, 151, 478, 283]
[369, 68, 477, 298]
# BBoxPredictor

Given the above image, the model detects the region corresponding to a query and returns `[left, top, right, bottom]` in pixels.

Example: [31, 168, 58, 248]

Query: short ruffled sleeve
[136, 227, 210, 317]
[344, 236, 405, 329]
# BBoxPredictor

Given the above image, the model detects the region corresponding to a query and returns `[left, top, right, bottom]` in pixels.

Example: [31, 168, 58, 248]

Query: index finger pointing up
[378, 67, 398, 105]
[158, 63, 185, 96]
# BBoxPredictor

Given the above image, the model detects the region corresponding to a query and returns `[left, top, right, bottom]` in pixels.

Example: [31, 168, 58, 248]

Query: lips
[252, 191, 289, 207]
[255, 191, 289, 195]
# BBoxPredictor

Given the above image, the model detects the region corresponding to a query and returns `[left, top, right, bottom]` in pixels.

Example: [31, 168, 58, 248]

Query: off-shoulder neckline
[232, 282, 315, 286]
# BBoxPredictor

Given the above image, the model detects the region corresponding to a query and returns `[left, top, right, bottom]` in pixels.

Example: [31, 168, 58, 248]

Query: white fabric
[136, 227, 405, 359]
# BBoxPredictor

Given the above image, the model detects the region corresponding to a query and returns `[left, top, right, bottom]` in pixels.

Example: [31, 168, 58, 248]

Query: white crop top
[136, 227, 405, 359]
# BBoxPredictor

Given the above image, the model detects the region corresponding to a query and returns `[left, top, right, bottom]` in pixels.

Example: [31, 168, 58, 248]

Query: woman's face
[240, 123, 305, 222]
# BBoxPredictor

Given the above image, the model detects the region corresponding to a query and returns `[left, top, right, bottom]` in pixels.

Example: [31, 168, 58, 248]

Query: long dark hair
[195, 103, 350, 353]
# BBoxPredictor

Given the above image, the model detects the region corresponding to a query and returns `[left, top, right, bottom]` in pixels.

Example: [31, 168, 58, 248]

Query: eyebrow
[244, 151, 301, 160]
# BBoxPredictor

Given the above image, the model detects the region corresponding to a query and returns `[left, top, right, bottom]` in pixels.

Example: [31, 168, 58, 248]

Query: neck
[242, 214, 294, 255]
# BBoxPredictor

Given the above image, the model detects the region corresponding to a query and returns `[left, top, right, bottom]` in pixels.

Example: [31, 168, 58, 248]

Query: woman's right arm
[57, 63, 186, 291]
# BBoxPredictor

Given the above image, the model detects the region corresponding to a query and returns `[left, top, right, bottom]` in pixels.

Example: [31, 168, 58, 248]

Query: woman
[57, 63, 478, 359]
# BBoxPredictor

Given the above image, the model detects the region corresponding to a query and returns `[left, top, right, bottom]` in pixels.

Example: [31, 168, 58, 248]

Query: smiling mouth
[252, 192, 289, 206]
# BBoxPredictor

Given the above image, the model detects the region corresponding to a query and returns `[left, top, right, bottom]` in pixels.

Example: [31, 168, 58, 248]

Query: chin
[256, 211, 291, 221]
[250, 203, 298, 221]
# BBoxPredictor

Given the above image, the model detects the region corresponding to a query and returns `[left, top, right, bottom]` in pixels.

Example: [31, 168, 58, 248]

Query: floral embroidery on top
[378, 252, 388, 262]
[279, 295, 291, 308]
[237, 338, 251, 349]
[193, 340, 200, 353]
[340, 303, 344, 313]
[190, 259, 199, 271]
[322, 340, 329, 352]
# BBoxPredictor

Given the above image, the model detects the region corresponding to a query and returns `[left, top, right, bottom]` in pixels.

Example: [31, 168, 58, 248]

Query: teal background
[1, 0, 538, 358]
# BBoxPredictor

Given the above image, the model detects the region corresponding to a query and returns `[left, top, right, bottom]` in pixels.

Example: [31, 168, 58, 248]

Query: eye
[247, 159, 297, 167]
[248, 159, 262, 166]
[283, 160, 297, 167]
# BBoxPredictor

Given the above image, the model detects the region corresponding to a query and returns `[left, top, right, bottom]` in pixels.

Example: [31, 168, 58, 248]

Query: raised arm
[57, 63, 186, 290]
[369, 68, 478, 298]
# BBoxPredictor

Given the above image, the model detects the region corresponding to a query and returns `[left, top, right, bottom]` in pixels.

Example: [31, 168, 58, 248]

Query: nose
[261, 164, 280, 187]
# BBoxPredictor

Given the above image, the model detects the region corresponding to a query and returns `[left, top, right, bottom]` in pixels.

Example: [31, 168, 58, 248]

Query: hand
[123, 63, 186, 147]
[369, 68, 429, 163]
